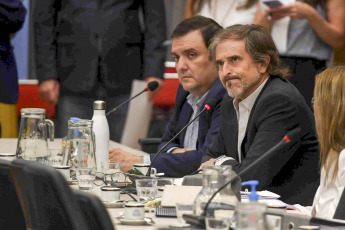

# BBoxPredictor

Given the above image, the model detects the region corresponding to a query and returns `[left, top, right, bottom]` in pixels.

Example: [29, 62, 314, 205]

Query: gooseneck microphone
[201, 127, 301, 216]
[106, 81, 159, 116]
[146, 98, 217, 176]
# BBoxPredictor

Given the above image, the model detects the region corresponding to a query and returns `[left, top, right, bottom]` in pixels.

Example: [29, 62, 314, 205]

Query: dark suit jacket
[0, 0, 26, 104]
[151, 78, 226, 177]
[34, 0, 166, 96]
[204, 75, 320, 205]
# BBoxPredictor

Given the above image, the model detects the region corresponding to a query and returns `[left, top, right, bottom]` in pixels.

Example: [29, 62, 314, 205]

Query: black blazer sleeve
[142, 0, 167, 79]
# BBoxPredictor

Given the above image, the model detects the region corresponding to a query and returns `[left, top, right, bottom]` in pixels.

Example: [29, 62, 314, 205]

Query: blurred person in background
[184, 0, 258, 27]
[34, 0, 166, 141]
[0, 0, 26, 138]
[254, 0, 345, 108]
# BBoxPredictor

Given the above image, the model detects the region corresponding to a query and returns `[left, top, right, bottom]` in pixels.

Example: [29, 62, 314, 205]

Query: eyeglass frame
[94, 171, 128, 186]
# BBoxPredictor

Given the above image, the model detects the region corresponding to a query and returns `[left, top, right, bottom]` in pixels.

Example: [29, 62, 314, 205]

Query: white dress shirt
[294, 149, 345, 219]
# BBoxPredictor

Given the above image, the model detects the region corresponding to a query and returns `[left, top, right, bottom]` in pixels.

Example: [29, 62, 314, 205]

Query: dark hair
[209, 24, 291, 78]
[171, 16, 223, 48]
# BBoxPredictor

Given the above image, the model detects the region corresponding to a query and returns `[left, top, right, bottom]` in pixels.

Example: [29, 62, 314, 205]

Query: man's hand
[171, 148, 194, 154]
[144, 77, 164, 101]
[109, 148, 142, 172]
[198, 158, 215, 171]
[38, 79, 60, 105]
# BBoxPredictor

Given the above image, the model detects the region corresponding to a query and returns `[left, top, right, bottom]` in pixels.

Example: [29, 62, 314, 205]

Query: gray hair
[209, 24, 290, 78]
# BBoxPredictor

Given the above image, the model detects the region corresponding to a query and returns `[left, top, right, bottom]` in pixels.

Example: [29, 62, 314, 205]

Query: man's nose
[175, 57, 188, 72]
[221, 62, 232, 76]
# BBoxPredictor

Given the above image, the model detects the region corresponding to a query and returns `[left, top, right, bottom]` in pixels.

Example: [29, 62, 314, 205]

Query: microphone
[106, 81, 159, 116]
[183, 128, 301, 227]
[146, 98, 217, 176]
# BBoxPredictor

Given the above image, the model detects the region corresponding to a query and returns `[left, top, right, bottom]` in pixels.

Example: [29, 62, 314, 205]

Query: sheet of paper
[161, 185, 202, 207]
[120, 80, 153, 149]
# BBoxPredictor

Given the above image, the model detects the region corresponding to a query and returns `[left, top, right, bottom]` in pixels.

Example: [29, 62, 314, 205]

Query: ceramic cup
[133, 163, 157, 176]
[0, 153, 16, 161]
[124, 202, 145, 220]
[101, 186, 121, 202]
[54, 165, 70, 181]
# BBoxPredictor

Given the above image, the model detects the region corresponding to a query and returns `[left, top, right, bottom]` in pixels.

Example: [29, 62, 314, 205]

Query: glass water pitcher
[16, 108, 54, 164]
[62, 119, 96, 171]
[193, 165, 240, 218]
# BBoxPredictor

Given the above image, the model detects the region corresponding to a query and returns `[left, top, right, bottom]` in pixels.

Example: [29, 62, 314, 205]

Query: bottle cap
[94, 100, 106, 110]
[242, 180, 259, 201]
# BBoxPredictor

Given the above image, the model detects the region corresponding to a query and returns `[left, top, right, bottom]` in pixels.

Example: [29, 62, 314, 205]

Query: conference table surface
[0, 138, 181, 230]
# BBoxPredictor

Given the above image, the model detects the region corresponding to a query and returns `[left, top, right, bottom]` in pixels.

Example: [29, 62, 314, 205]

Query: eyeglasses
[94, 172, 137, 201]
[94, 171, 128, 186]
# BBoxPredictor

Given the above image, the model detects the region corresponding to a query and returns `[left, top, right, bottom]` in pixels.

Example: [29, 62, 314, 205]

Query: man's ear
[259, 55, 270, 74]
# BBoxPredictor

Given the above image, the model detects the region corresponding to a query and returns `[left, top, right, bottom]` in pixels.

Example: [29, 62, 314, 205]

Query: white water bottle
[92, 100, 109, 172]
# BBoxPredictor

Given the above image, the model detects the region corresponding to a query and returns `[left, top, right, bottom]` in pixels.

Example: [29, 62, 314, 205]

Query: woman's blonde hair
[314, 66, 345, 182]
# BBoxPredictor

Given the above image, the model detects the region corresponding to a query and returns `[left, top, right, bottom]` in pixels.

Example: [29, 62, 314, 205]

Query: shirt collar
[187, 90, 210, 108]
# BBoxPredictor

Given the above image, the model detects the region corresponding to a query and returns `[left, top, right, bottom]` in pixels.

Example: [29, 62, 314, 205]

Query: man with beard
[200, 24, 320, 206]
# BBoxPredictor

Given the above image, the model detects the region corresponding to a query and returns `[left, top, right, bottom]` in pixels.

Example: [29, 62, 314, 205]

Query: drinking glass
[175, 203, 193, 224]
[48, 148, 64, 166]
[135, 178, 157, 202]
[103, 161, 121, 183]
[76, 168, 96, 192]
[206, 217, 231, 230]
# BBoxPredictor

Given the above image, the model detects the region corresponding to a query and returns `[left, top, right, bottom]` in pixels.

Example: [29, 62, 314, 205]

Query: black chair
[10, 159, 90, 230]
[73, 190, 115, 230]
[138, 137, 161, 153]
[0, 159, 26, 229]
[333, 188, 345, 220]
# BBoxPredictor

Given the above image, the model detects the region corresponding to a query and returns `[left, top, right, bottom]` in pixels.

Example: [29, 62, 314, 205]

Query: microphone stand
[182, 128, 301, 227]
[146, 106, 208, 177]
[106, 89, 147, 116]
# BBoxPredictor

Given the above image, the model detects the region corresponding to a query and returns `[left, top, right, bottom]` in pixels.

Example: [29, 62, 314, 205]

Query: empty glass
[16, 108, 54, 164]
[48, 148, 64, 166]
[175, 203, 193, 224]
[76, 168, 96, 192]
[103, 161, 122, 183]
[135, 178, 157, 202]
[206, 217, 231, 230]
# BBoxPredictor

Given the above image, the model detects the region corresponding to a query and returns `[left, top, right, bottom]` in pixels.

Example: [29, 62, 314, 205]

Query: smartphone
[263, 0, 283, 8]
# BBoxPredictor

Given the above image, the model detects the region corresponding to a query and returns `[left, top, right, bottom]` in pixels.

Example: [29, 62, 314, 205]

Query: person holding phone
[254, 0, 345, 108]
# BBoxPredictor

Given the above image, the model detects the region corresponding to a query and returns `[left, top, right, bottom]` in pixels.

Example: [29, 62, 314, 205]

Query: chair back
[73, 190, 115, 230]
[334, 188, 345, 220]
[10, 159, 90, 230]
[0, 159, 26, 229]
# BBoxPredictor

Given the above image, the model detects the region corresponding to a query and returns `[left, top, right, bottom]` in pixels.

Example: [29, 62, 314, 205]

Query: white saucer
[102, 201, 125, 208]
[66, 179, 78, 185]
[169, 222, 191, 228]
[116, 217, 147, 225]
